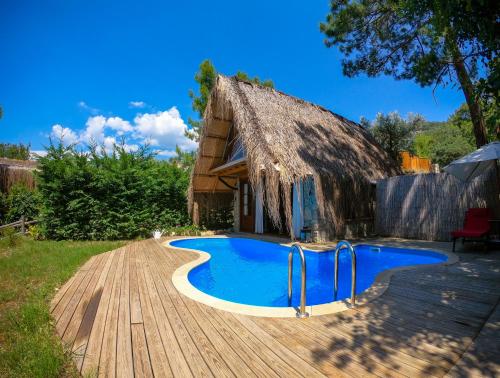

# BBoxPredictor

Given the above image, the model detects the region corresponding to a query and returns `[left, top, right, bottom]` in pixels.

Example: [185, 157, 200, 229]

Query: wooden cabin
[189, 75, 400, 241]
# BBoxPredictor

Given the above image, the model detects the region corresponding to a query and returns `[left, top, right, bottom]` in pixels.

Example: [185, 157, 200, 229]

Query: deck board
[51, 238, 500, 377]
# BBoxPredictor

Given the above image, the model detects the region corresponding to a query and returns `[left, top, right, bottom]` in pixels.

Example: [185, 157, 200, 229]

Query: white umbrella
[444, 141, 500, 182]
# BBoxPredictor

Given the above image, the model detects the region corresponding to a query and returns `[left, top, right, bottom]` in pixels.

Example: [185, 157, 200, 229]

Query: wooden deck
[51, 238, 500, 377]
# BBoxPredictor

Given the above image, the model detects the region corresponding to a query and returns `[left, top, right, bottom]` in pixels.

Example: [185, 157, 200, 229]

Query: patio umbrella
[443, 141, 500, 182]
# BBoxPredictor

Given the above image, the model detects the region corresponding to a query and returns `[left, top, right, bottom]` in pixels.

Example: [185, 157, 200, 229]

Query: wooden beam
[205, 134, 227, 141]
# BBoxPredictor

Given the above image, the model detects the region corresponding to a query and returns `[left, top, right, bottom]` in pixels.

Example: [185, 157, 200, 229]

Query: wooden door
[239, 178, 255, 232]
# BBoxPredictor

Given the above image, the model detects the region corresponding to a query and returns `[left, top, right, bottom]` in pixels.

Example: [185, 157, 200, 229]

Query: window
[243, 183, 248, 216]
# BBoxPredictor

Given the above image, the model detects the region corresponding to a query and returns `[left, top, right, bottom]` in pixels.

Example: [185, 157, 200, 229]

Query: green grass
[0, 236, 126, 378]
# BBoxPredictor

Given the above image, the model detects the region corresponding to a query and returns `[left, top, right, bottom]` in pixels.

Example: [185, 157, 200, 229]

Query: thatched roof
[190, 75, 400, 236]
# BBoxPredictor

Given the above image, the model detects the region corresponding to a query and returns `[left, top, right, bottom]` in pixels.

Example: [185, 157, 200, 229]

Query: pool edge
[165, 236, 459, 318]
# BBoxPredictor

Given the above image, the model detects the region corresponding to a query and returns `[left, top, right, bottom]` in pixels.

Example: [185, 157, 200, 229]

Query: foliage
[163, 224, 204, 236]
[447, 101, 499, 143]
[0, 236, 125, 377]
[0, 143, 30, 160]
[186, 59, 275, 141]
[27, 224, 44, 241]
[170, 145, 196, 172]
[413, 123, 475, 166]
[1, 227, 20, 247]
[363, 112, 423, 163]
[0, 192, 7, 223]
[201, 206, 234, 230]
[186, 60, 218, 141]
[5, 185, 41, 223]
[235, 71, 274, 88]
[320, 0, 498, 147]
[36, 142, 191, 240]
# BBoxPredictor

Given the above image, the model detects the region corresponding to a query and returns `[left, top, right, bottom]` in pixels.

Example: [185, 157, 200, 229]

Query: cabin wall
[192, 192, 235, 230]
[294, 176, 375, 242]
[233, 180, 240, 232]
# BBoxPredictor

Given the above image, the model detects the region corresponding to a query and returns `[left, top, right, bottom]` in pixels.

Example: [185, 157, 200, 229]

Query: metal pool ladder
[334, 240, 357, 306]
[288, 243, 309, 318]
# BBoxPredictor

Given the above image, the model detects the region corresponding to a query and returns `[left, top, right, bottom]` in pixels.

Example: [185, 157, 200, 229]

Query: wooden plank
[116, 245, 134, 378]
[211, 309, 307, 377]
[71, 250, 116, 371]
[253, 317, 383, 378]
[288, 316, 444, 377]
[51, 254, 100, 319]
[143, 246, 213, 377]
[194, 300, 279, 377]
[150, 243, 236, 378]
[60, 253, 111, 349]
[51, 255, 97, 313]
[131, 323, 154, 378]
[130, 243, 143, 324]
[80, 249, 121, 374]
[135, 254, 173, 377]
[73, 251, 117, 371]
[98, 248, 126, 377]
[138, 247, 193, 377]
[56, 254, 106, 338]
[232, 314, 327, 378]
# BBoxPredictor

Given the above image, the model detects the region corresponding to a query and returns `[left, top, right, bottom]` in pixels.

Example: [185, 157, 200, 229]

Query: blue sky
[1, 0, 465, 157]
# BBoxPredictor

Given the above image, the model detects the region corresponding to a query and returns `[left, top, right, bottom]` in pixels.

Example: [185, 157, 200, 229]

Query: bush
[5, 185, 41, 223]
[36, 143, 192, 240]
[27, 224, 45, 241]
[1, 226, 20, 247]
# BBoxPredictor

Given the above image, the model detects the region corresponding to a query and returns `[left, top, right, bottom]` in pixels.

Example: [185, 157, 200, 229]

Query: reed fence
[375, 170, 498, 241]
[0, 159, 37, 193]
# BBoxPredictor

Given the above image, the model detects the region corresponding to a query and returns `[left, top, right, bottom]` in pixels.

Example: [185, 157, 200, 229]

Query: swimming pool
[169, 237, 448, 309]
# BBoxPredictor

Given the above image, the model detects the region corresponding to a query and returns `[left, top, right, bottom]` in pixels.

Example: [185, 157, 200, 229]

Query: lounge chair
[451, 208, 492, 252]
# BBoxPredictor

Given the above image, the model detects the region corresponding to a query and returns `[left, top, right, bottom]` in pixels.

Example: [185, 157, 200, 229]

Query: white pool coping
[165, 235, 459, 318]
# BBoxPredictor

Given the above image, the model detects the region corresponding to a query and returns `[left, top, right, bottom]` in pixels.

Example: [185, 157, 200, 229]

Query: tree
[186, 60, 218, 141]
[413, 123, 475, 166]
[364, 112, 422, 163]
[320, 0, 499, 148]
[186, 60, 275, 141]
[0, 143, 31, 160]
[170, 145, 196, 172]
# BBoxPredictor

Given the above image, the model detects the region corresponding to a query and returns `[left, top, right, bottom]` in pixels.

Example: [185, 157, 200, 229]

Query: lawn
[0, 235, 126, 378]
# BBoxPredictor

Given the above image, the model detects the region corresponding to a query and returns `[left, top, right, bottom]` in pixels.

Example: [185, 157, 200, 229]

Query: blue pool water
[170, 238, 447, 307]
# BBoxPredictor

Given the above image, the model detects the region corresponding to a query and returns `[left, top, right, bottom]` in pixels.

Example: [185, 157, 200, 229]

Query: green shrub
[1, 226, 20, 247]
[5, 185, 41, 223]
[36, 142, 191, 240]
[27, 224, 44, 241]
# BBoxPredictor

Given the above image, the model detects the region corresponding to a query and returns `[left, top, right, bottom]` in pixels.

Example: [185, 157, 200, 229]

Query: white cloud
[81, 116, 106, 143]
[30, 150, 47, 158]
[156, 149, 177, 158]
[134, 107, 198, 151]
[51, 124, 79, 145]
[47, 106, 197, 157]
[78, 101, 100, 115]
[129, 101, 146, 108]
[105, 117, 133, 135]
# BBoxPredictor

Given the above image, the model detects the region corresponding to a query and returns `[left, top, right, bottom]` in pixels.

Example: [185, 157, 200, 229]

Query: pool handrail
[288, 243, 309, 318]
[334, 240, 357, 306]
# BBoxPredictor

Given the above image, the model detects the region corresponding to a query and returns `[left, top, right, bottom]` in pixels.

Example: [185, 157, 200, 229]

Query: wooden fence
[376, 170, 498, 241]
[400, 151, 432, 173]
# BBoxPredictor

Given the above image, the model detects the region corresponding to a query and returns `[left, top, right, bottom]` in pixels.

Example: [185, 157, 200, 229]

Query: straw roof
[190, 75, 400, 236]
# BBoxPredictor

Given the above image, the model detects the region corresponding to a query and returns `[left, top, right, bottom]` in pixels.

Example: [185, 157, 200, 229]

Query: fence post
[20, 215, 25, 234]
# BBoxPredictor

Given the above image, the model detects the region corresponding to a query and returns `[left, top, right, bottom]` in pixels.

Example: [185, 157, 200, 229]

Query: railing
[288, 243, 309, 318]
[333, 240, 357, 306]
[0, 216, 36, 234]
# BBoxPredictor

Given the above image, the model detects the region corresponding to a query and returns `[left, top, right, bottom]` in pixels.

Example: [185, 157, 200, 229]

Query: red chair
[451, 208, 492, 252]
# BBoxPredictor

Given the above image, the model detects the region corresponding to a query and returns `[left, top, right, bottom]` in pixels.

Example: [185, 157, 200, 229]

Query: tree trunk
[450, 48, 488, 148]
